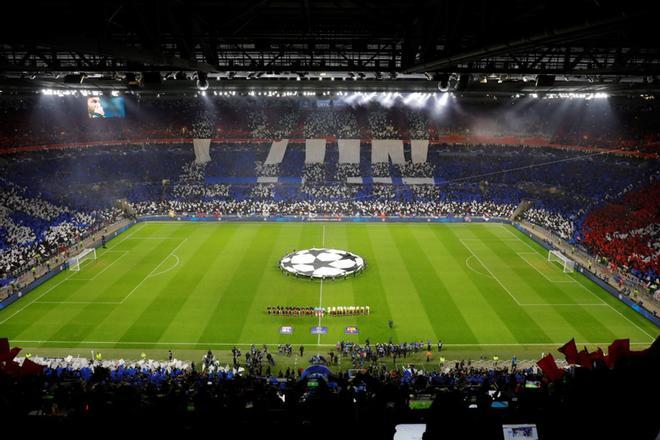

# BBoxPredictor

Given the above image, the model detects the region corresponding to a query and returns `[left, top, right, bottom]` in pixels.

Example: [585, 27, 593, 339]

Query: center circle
[279, 248, 365, 279]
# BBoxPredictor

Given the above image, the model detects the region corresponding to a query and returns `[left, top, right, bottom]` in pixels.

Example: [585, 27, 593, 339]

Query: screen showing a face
[87, 96, 125, 118]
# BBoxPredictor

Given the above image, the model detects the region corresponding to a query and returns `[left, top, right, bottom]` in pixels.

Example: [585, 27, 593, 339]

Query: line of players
[327, 306, 369, 316]
[267, 306, 322, 317]
[266, 305, 370, 317]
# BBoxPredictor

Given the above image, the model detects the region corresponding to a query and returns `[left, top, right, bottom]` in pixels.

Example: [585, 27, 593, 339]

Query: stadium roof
[0, 0, 658, 94]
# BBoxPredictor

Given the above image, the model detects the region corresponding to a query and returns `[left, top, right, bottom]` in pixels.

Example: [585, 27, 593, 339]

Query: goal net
[547, 250, 575, 273]
[67, 248, 97, 271]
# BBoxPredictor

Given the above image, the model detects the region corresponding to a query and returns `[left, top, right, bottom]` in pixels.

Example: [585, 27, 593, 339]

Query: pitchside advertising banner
[139, 214, 509, 224]
[279, 326, 294, 334]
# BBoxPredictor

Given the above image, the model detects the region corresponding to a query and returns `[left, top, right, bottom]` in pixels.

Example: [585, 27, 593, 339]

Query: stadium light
[436, 74, 450, 92]
[197, 72, 209, 91]
[435, 92, 450, 108]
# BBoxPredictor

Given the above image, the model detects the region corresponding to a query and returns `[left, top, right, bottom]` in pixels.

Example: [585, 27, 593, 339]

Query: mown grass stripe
[444, 226, 555, 344]
[46, 229, 190, 346]
[416, 226, 518, 344]
[116, 227, 218, 344]
[390, 225, 479, 343]
[0, 222, 655, 356]
[196, 224, 281, 344]
[477, 228, 620, 343]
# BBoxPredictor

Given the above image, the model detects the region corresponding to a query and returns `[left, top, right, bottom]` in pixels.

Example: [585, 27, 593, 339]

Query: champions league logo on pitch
[279, 248, 365, 279]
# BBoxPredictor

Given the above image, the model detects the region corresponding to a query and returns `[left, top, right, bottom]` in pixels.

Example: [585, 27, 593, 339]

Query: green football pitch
[0, 221, 657, 359]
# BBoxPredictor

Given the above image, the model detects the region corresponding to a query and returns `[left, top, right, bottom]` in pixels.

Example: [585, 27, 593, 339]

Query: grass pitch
[0, 222, 656, 359]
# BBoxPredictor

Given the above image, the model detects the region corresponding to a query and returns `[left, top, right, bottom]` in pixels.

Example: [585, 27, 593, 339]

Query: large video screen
[87, 96, 125, 118]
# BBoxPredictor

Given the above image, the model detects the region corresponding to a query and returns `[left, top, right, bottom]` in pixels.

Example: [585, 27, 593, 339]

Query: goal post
[547, 250, 575, 273]
[67, 248, 97, 271]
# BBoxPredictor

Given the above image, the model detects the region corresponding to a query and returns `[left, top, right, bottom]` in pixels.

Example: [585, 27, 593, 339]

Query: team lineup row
[266, 306, 371, 316]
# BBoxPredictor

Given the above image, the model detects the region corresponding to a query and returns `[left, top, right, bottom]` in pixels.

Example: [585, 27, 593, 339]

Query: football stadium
[0, 1, 659, 438]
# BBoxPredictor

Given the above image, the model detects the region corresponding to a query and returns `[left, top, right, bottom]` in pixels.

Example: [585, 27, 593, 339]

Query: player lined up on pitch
[267, 306, 324, 316]
[266, 305, 370, 316]
[327, 306, 370, 316]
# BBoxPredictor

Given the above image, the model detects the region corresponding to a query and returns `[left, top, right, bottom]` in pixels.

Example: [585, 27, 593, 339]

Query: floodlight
[197, 72, 209, 90]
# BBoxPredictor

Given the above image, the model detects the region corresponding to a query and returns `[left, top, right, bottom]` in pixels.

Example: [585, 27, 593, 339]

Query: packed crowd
[396, 161, 435, 177]
[171, 183, 230, 200]
[2, 337, 655, 438]
[403, 109, 430, 139]
[371, 162, 391, 177]
[0, 124, 657, 294]
[190, 112, 216, 138]
[523, 207, 577, 240]
[410, 184, 441, 201]
[302, 163, 326, 183]
[0, 181, 123, 280]
[367, 108, 399, 138]
[303, 107, 360, 138]
[580, 182, 660, 283]
[370, 184, 398, 200]
[255, 162, 281, 177]
[130, 198, 517, 219]
[1, 95, 659, 151]
[335, 163, 361, 181]
[250, 183, 276, 199]
[301, 184, 356, 200]
[338, 340, 443, 366]
[247, 103, 301, 139]
[246, 108, 270, 139]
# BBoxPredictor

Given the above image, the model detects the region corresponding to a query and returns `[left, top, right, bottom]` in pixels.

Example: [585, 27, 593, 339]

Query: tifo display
[1, 2, 660, 436]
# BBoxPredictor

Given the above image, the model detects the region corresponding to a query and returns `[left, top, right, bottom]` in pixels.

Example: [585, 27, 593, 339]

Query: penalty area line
[0, 224, 147, 324]
[503, 225, 655, 341]
[459, 239, 523, 305]
[0, 225, 144, 325]
[69, 250, 129, 281]
[516, 252, 577, 284]
[0, 269, 80, 325]
[464, 255, 493, 279]
[119, 238, 188, 304]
